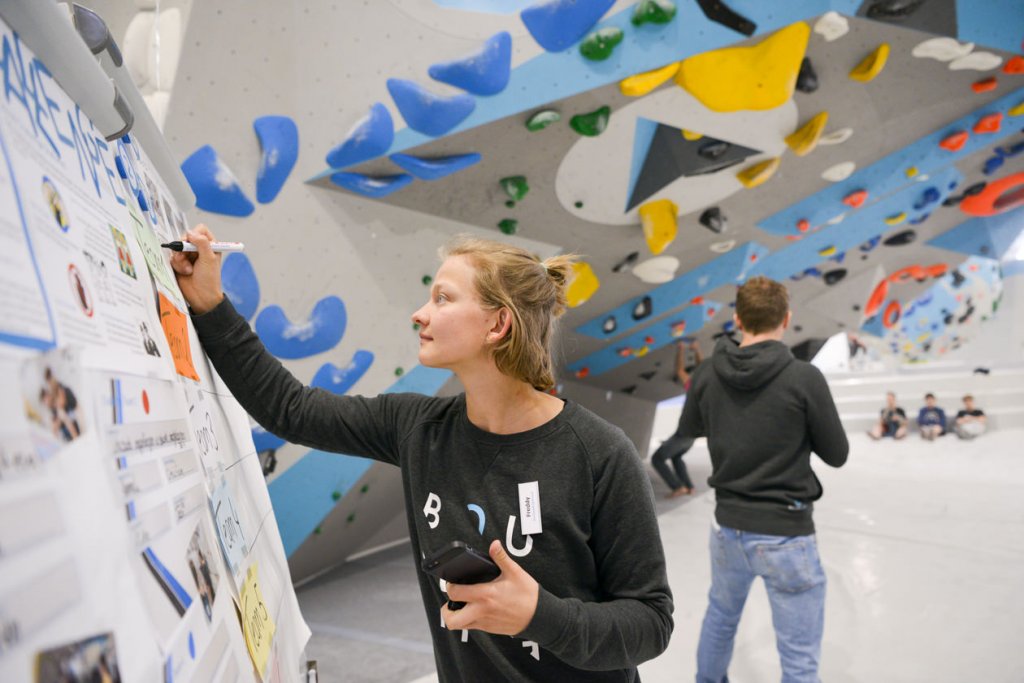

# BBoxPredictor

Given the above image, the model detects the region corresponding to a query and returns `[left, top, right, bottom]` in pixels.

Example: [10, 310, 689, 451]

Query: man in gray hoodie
[680, 276, 849, 683]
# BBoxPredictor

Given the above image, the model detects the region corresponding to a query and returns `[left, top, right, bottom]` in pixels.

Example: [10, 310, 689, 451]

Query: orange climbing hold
[843, 189, 868, 208]
[575, 367, 590, 379]
[865, 280, 889, 318]
[940, 131, 968, 151]
[797, 218, 810, 232]
[971, 77, 998, 93]
[974, 113, 1002, 134]
[1004, 56, 1024, 74]
[960, 172, 1024, 216]
[882, 300, 901, 329]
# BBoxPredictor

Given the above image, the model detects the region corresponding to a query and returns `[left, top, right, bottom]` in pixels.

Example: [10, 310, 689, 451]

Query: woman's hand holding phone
[441, 540, 539, 637]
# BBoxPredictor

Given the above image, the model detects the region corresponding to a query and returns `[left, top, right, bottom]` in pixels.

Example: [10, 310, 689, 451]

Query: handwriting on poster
[240, 562, 275, 675]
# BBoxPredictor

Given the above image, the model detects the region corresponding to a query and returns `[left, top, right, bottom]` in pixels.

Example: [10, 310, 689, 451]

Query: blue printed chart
[0, 16, 308, 683]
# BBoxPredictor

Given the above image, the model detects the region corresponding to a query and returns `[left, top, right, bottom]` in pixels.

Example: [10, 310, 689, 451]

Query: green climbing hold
[422, 275, 432, 286]
[500, 176, 529, 202]
[346, 513, 356, 524]
[498, 219, 518, 235]
[395, 367, 404, 377]
[360, 484, 369, 494]
[314, 526, 322, 535]
[505, 200, 515, 208]
[580, 27, 624, 61]
[574, 201, 584, 209]
[570, 106, 611, 136]
[332, 490, 341, 501]
[632, 0, 677, 26]
[526, 109, 561, 132]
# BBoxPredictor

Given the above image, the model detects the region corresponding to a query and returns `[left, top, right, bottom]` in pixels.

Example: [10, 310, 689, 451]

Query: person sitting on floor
[917, 392, 946, 441]
[868, 391, 907, 440]
[651, 340, 704, 498]
[953, 394, 987, 439]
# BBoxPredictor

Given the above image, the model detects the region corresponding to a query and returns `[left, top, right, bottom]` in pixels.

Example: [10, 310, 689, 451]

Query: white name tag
[518, 481, 542, 535]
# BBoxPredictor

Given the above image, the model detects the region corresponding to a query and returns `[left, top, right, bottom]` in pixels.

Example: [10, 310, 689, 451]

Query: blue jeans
[696, 525, 826, 683]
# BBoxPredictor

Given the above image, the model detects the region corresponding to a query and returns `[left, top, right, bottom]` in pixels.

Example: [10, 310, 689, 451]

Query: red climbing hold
[940, 131, 968, 151]
[797, 218, 810, 232]
[690, 296, 704, 305]
[1004, 56, 1024, 75]
[843, 189, 868, 208]
[971, 77, 998, 93]
[575, 367, 590, 378]
[973, 112, 1002, 134]
[644, 335, 655, 344]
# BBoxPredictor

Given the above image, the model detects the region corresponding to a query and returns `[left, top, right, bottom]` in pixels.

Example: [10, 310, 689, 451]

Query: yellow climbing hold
[682, 129, 703, 141]
[638, 199, 679, 255]
[736, 157, 781, 188]
[849, 43, 890, 82]
[905, 166, 919, 178]
[884, 212, 907, 226]
[1009, 101, 1024, 117]
[566, 261, 600, 308]
[818, 245, 837, 257]
[675, 22, 810, 112]
[785, 112, 829, 156]
[620, 61, 681, 97]
[635, 345, 650, 357]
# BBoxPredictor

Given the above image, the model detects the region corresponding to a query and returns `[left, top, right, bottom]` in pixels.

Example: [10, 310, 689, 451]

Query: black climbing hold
[796, 57, 819, 94]
[602, 316, 618, 334]
[621, 385, 638, 395]
[632, 296, 653, 321]
[852, 303, 861, 312]
[699, 207, 727, 234]
[639, 370, 657, 381]
[793, 325, 803, 333]
[883, 229, 916, 246]
[695, 0, 757, 36]
[951, 269, 966, 287]
[963, 181, 987, 196]
[698, 140, 730, 160]
[823, 268, 847, 285]
[612, 251, 640, 273]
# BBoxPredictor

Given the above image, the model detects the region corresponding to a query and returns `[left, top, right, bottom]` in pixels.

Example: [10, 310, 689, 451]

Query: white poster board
[0, 17, 309, 683]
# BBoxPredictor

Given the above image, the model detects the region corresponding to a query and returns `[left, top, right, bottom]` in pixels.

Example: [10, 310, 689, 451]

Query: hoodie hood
[711, 337, 794, 391]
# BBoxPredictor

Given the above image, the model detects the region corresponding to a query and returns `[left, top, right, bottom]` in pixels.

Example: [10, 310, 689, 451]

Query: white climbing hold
[710, 239, 736, 253]
[813, 12, 848, 42]
[633, 256, 680, 284]
[821, 161, 856, 182]
[818, 128, 853, 146]
[912, 37, 974, 62]
[949, 52, 1002, 71]
[824, 213, 846, 226]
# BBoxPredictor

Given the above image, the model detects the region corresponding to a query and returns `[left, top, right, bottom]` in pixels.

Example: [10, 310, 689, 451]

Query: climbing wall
[91, 0, 1024, 581]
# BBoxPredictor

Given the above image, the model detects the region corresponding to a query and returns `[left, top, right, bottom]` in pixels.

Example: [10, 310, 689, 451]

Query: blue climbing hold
[221, 252, 260, 321]
[255, 296, 347, 359]
[913, 187, 941, 210]
[180, 145, 255, 217]
[329, 172, 414, 198]
[325, 103, 394, 169]
[983, 155, 1004, 175]
[389, 152, 481, 180]
[252, 424, 286, 453]
[428, 32, 512, 96]
[310, 351, 375, 395]
[860, 235, 882, 252]
[254, 116, 299, 204]
[386, 79, 476, 137]
[520, 0, 616, 52]
[908, 212, 931, 225]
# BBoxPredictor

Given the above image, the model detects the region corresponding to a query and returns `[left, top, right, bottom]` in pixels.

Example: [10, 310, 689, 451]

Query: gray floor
[299, 429, 1024, 683]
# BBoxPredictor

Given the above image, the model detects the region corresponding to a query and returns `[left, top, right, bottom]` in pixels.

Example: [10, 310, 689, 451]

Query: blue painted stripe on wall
[955, 0, 1024, 54]
[758, 89, 1024, 236]
[309, 0, 863, 180]
[567, 300, 721, 376]
[751, 166, 964, 282]
[927, 207, 1024, 260]
[575, 242, 770, 339]
[268, 364, 452, 557]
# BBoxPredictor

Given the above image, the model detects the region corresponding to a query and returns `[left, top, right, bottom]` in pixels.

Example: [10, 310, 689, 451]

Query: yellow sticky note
[240, 562, 276, 677]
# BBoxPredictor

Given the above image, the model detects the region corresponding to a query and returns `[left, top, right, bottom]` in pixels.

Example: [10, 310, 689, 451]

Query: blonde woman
[172, 226, 673, 682]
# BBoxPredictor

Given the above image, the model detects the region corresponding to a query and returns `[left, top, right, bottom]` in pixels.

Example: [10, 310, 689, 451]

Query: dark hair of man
[925, 392, 935, 400]
[735, 276, 789, 335]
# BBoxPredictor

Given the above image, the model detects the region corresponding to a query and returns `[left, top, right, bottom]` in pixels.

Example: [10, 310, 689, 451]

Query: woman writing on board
[172, 225, 673, 682]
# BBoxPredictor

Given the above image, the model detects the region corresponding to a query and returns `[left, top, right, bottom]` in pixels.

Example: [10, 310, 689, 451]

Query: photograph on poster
[66, 264, 93, 319]
[20, 352, 85, 445]
[40, 176, 69, 234]
[186, 522, 220, 622]
[109, 225, 137, 280]
[139, 321, 161, 357]
[81, 250, 116, 308]
[35, 631, 121, 683]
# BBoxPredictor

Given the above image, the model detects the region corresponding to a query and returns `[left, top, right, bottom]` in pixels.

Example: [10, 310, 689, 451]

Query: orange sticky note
[158, 293, 199, 381]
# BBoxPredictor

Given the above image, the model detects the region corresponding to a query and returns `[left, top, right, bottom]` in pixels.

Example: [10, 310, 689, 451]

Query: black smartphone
[421, 541, 501, 610]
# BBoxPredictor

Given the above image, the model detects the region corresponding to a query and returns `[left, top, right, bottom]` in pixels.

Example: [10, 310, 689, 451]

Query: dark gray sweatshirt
[193, 299, 673, 682]
[680, 338, 849, 536]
